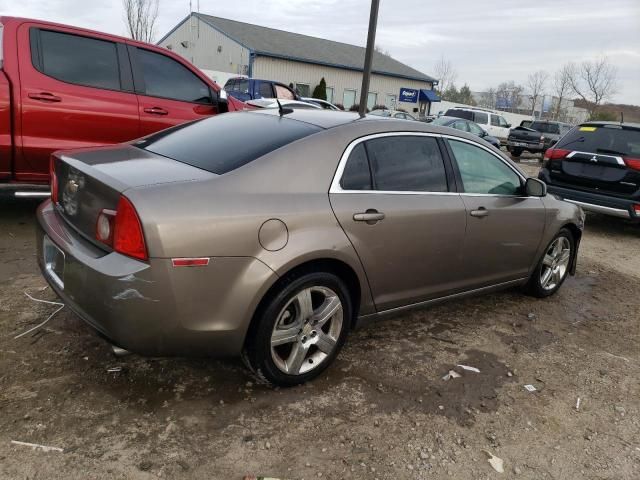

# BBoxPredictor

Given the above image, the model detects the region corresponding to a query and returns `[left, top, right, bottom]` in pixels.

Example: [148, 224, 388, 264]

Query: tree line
[433, 55, 618, 121]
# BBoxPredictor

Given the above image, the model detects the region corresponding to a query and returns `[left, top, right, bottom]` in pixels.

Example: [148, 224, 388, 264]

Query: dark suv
[538, 122, 640, 221]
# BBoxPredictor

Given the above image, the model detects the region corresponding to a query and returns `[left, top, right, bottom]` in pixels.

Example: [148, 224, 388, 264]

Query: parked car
[0, 16, 245, 197]
[37, 109, 583, 386]
[223, 77, 299, 102]
[507, 120, 573, 157]
[445, 107, 511, 144]
[246, 98, 321, 110]
[369, 109, 417, 120]
[539, 121, 640, 221]
[301, 97, 341, 111]
[430, 116, 501, 149]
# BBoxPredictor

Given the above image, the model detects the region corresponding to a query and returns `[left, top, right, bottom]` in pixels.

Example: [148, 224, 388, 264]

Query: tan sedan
[37, 109, 584, 386]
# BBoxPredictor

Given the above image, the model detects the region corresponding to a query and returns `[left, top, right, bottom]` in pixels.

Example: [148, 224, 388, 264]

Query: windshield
[431, 117, 452, 126]
[531, 122, 560, 134]
[136, 112, 321, 174]
[557, 125, 640, 156]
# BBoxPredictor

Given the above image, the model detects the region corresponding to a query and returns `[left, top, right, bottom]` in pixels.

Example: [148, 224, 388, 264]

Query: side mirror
[481, 130, 488, 137]
[505, 123, 512, 128]
[525, 177, 547, 197]
[217, 88, 229, 113]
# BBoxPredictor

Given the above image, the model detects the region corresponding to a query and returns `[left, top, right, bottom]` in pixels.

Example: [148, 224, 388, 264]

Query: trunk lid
[52, 145, 215, 247]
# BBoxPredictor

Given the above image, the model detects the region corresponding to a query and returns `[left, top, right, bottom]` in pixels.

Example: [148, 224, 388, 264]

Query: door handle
[28, 92, 61, 102]
[353, 209, 385, 224]
[144, 107, 169, 115]
[470, 207, 489, 218]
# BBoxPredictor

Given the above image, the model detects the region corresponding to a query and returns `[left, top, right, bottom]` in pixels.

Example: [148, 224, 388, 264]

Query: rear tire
[510, 148, 522, 157]
[525, 228, 575, 298]
[243, 271, 352, 387]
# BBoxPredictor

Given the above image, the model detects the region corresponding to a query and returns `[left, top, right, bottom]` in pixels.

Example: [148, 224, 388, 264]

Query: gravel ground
[1, 161, 639, 479]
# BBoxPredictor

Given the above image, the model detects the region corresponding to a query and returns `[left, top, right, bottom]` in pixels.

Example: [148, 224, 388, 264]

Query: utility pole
[358, 0, 380, 117]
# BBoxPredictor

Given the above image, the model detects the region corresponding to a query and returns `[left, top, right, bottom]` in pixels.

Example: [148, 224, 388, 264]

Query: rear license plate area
[43, 235, 65, 289]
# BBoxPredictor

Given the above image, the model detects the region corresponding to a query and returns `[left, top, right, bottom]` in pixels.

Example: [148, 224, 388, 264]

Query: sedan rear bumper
[36, 200, 278, 357]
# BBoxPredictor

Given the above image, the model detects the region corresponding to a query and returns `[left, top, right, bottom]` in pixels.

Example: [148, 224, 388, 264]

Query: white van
[444, 107, 512, 144]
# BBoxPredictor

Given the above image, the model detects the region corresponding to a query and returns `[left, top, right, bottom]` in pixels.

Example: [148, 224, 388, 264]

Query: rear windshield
[135, 112, 321, 174]
[530, 122, 560, 134]
[556, 125, 640, 157]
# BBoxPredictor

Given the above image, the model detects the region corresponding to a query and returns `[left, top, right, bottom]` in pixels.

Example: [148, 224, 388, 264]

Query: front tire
[244, 271, 352, 387]
[510, 148, 522, 157]
[526, 228, 575, 298]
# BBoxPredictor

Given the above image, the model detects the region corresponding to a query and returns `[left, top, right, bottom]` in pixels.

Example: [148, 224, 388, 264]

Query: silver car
[37, 110, 584, 386]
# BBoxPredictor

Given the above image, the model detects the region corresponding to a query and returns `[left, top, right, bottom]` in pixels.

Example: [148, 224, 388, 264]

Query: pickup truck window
[34, 30, 121, 90]
[258, 82, 274, 98]
[531, 122, 560, 134]
[237, 79, 250, 94]
[137, 48, 212, 104]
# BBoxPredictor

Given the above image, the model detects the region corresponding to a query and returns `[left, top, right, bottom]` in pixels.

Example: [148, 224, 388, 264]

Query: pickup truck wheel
[510, 148, 522, 157]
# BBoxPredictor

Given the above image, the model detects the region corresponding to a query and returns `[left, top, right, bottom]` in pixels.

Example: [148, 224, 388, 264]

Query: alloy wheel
[540, 236, 571, 291]
[270, 286, 343, 375]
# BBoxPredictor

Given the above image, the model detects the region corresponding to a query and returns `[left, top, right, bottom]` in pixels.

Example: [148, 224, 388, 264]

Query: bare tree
[567, 57, 618, 117]
[433, 55, 457, 96]
[123, 0, 160, 43]
[527, 70, 549, 117]
[552, 64, 572, 120]
[495, 81, 523, 112]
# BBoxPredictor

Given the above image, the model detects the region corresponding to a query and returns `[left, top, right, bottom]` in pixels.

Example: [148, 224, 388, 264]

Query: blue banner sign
[399, 88, 419, 103]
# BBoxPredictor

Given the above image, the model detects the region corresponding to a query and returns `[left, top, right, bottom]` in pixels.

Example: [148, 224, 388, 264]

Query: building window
[343, 89, 357, 109]
[385, 94, 397, 109]
[367, 92, 378, 110]
[325, 87, 334, 103]
[296, 83, 311, 97]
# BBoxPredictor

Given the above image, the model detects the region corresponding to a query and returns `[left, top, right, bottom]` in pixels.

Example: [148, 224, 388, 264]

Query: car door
[489, 114, 510, 142]
[16, 24, 140, 182]
[445, 138, 545, 287]
[329, 133, 468, 311]
[130, 46, 218, 135]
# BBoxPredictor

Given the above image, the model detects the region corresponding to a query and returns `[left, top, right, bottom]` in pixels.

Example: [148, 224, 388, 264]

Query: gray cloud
[4, 0, 639, 103]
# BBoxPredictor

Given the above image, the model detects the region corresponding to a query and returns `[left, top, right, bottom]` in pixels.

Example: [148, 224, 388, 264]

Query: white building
[157, 13, 439, 112]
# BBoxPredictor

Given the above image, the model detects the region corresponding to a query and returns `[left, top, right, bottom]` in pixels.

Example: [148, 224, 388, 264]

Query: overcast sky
[3, 0, 639, 104]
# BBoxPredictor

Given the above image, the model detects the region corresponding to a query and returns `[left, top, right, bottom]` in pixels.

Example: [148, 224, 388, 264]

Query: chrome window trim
[330, 131, 529, 197]
[329, 131, 454, 195]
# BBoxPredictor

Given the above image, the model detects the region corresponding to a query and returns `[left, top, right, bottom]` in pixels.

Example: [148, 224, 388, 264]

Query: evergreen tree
[312, 77, 328, 100]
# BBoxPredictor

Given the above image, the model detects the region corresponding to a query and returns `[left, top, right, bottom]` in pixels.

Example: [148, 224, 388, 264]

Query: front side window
[35, 30, 120, 90]
[490, 114, 500, 126]
[366, 136, 448, 192]
[452, 120, 470, 132]
[340, 143, 372, 190]
[498, 116, 509, 128]
[275, 84, 295, 100]
[448, 140, 522, 195]
[467, 122, 485, 136]
[138, 48, 211, 103]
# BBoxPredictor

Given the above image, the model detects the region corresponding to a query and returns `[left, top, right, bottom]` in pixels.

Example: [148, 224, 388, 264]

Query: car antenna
[276, 98, 293, 116]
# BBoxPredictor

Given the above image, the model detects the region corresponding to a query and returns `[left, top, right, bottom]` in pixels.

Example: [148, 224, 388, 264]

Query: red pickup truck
[0, 17, 244, 197]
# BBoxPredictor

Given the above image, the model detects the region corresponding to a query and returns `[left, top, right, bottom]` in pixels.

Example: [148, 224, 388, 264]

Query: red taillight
[634, 204, 640, 216]
[50, 156, 58, 203]
[113, 196, 148, 261]
[624, 157, 640, 171]
[543, 148, 571, 161]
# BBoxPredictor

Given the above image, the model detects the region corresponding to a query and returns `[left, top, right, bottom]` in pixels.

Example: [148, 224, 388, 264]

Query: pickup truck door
[128, 45, 219, 135]
[16, 24, 140, 183]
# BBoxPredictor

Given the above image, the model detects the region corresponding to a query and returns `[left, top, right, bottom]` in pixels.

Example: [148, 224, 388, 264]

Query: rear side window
[473, 112, 488, 125]
[446, 109, 473, 121]
[365, 136, 448, 192]
[258, 82, 274, 98]
[137, 48, 211, 103]
[341, 144, 372, 190]
[556, 125, 640, 156]
[137, 112, 321, 175]
[34, 30, 120, 90]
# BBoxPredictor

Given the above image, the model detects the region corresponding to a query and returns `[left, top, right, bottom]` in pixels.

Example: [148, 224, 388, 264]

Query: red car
[0, 17, 245, 197]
